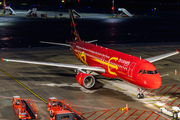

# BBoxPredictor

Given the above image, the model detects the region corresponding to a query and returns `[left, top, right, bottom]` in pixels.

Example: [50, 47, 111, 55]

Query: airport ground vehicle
[47, 97, 84, 120]
[12, 96, 37, 120]
[160, 106, 180, 119]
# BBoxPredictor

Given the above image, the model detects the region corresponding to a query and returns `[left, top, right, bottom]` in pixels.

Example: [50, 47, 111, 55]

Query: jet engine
[76, 72, 95, 88]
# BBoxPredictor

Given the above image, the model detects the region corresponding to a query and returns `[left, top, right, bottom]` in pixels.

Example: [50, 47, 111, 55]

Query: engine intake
[76, 72, 95, 88]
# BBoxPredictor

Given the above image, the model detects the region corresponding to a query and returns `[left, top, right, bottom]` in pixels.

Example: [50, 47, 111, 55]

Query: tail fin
[69, 9, 81, 42]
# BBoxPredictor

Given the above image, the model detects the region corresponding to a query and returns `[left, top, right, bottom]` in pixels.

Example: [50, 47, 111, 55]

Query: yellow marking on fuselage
[79, 76, 81, 84]
[108, 57, 118, 76]
[74, 51, 87, 65]
[75, 48, 120, 76]
[80, 51, 87, 64]
[93, 58, 117, 69]
[93, 57, 119, 76]
[125, 77, 135, 81]
[117, 71, 126, 75]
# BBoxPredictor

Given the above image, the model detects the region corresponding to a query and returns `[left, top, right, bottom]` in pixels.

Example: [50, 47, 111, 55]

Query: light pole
[3, 0, 6, 14]
[112, 0, 114, 15]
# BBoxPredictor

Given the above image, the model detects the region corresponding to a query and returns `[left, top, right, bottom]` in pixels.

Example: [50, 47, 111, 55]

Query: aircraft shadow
[95, 75, 123, 81]
[20, 71, 104, 89]
[20, 72, 76, 78]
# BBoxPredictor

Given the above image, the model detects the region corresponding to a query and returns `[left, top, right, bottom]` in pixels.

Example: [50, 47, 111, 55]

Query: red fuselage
[71, 41, 162, 89]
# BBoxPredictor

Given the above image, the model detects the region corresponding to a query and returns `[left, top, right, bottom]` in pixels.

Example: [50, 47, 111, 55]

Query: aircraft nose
[153, 76, 162, 89]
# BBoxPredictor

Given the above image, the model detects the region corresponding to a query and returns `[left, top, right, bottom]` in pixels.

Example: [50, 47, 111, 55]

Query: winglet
[1, 56, 3, 62]
[175, 49, 179, 53]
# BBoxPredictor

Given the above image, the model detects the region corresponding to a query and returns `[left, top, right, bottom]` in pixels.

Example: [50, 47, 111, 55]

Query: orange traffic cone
[125, 103, 129, 111]
[175, 69, 177, 75]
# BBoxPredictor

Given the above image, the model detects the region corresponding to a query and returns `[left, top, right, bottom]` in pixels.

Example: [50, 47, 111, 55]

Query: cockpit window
[147, 70, 154, 74]
[154, 70, 158, 74]
[139, 70, 158, 74]
[142, 70, 146, 74]
[138, 69, 143, 74]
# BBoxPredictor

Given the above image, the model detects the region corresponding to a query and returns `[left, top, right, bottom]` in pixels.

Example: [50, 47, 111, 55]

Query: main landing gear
[137, 87, 144, 99]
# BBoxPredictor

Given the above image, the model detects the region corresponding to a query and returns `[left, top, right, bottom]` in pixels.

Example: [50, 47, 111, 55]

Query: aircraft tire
[137, 94, 141, 99]
[140, 93, 144, 98]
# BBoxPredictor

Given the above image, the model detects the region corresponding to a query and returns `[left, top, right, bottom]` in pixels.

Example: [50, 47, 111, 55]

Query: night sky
[5, 0, 180, 11]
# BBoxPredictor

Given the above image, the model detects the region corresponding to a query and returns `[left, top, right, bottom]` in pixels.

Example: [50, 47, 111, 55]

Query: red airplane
[2, 10, 179, 99]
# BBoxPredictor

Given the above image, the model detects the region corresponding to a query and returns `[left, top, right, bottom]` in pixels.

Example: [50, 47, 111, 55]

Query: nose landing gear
[137, 87, 144, 99]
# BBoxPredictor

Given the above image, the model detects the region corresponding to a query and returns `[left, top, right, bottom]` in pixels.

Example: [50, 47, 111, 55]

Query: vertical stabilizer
[69, 9, 81, 42]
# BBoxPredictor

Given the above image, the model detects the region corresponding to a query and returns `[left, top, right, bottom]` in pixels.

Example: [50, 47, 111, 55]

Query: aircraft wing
[40, 40, 98, 46]
[145, 50, 179, 63]
[40, 41, 71, 47]
[2, 58, 105, 73]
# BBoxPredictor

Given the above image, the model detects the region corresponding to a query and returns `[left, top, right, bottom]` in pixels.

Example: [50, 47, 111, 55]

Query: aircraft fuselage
[72, 41, 162, 89]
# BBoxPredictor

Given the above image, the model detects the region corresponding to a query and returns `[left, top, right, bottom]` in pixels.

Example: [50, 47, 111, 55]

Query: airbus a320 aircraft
[2, 10, 179, 99]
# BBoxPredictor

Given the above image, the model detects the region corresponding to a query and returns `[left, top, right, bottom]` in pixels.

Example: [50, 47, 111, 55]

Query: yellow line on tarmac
[145, 98, 175, 102]
[57, 60, 62, 62]
[131, 93, 137, 97]
[47, 54, 62, 62]
[145, 95, 169, 98]
[0, 68, 47, 104]
[130, 93, 149, 98]
[114, 86, 124, 91]
[150, 103, 161, 108]
[99, 79, 108, 83]
[40, 52, 62, 63]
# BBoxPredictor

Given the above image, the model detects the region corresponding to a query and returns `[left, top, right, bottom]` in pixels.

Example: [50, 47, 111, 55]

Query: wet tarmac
[0, 42, 180, 119]
[0, 9, 180, 119]
[0, 46, 148, 120]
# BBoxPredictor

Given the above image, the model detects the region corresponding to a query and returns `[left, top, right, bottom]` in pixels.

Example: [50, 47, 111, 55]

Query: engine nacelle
[76, 72, 95, 89]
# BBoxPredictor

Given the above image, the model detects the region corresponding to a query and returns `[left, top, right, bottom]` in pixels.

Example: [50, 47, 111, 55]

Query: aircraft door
[128, 62, 136, 78]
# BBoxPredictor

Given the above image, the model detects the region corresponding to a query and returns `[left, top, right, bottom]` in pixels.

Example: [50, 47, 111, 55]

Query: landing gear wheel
[137, 87, 145, 99]
[140, 93, 144, 98]
[137, 93, 141, 99]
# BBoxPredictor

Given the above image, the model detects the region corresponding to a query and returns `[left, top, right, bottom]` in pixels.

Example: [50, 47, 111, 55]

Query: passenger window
[147, 70, 154, 74]
[154, 70, 158, 74]
[142, 70, 146, 74]
[138, 69, 143, 74]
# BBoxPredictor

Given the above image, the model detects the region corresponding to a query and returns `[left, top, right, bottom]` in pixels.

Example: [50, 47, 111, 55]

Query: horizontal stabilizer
[86, 40, 98, 43]
[40, 41, 71, 47]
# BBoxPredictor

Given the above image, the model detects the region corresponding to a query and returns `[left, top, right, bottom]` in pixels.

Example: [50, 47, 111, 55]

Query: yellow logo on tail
[74, 51, 87, 65]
